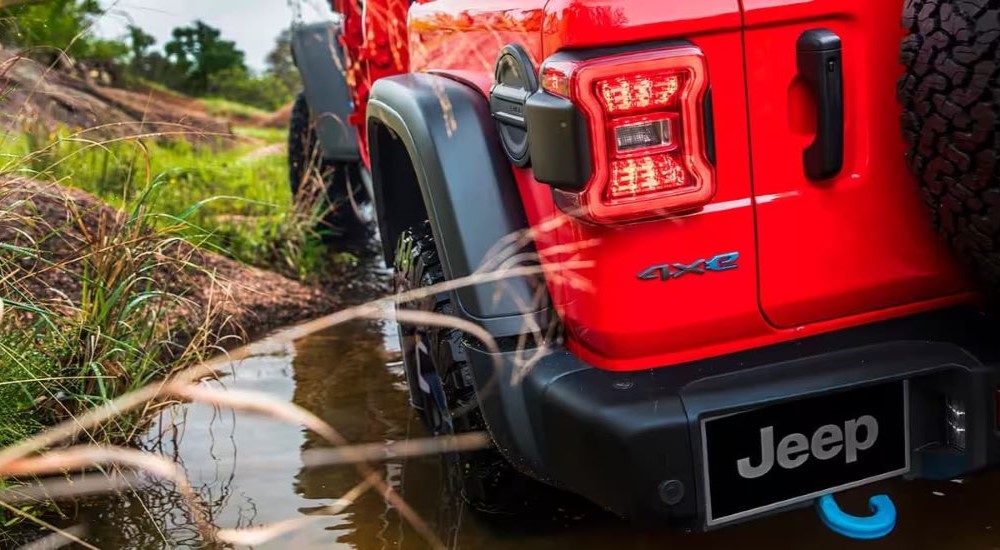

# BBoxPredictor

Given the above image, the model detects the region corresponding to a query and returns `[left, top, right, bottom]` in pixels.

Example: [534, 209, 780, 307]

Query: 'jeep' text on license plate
[700, 382, 909, 526]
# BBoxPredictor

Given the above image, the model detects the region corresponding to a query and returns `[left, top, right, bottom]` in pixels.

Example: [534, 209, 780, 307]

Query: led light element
[945, 397, 966, 451]
[597, 72, 682, 114]
[612, 114, 677, 156]
[608, 154, 690, 200]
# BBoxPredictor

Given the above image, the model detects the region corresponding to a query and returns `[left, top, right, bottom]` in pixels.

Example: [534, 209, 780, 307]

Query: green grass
[234, 125, 285, 144]
[0, 124, 332, 448]
[1, 125, 330, 280]
[0, 171, 231, 536]
[0, 336, 60, 446]
[201, 97, 270, 120]
[0, 182, 210, 447]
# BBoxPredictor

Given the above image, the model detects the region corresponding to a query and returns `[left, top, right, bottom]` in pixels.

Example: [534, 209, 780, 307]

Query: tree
[163, 20, 246, 96]
[266, 29, 300, 95]
[124, 24, 162, 82]
[0, 0, 107, 62]
[127, 25, 156, 64]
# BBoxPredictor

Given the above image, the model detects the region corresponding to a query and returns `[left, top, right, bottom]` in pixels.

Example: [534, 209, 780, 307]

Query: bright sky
[96, 0, 336, 72]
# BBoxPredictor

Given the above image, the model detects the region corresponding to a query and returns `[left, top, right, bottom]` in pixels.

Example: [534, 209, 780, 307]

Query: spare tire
[898, 0, 1000, 288]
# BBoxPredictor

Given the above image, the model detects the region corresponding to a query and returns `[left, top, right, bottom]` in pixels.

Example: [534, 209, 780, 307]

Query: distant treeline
[0, 0, 300, 110]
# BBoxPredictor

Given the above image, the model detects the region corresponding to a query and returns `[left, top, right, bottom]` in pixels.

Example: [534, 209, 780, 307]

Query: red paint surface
[331, 0, 410, 168]
[409, 0, 545, 73]
[742, 0, 969, 328]
[349, 0, 974, 371]
[526, 1, 769, 368]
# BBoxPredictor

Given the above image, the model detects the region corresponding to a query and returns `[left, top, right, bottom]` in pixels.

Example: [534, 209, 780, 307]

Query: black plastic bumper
[462, 307, 1000, 529]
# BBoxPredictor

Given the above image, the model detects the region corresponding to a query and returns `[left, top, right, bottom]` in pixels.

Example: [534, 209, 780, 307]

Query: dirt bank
[0, 51, 230, 139]
[0, 176, 338, 352]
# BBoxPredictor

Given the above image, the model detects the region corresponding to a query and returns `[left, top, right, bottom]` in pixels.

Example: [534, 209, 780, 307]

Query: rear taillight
[540, 47, 715, 224]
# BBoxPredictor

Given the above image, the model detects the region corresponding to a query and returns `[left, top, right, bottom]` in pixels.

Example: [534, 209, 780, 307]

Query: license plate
[701, 381, 909, 527]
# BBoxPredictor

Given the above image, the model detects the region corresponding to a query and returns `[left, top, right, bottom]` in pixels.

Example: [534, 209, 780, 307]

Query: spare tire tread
[899, 0, 1000, 289]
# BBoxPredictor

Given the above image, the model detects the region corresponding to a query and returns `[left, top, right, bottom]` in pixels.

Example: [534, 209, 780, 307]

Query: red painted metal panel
[354, 0, 976, 371]
[741, 0, 969, 328]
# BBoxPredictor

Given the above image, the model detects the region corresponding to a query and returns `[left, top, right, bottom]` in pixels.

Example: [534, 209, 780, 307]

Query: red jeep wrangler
[290, 0, 1000, 532]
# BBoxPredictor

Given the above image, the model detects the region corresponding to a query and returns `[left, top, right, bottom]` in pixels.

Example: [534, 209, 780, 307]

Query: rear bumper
[463, 307, 1000, 529]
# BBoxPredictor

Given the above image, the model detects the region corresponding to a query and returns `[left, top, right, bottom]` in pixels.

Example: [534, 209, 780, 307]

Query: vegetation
[0, 0, 301, 110]
[0, 121, 337, 534]
[0, 0, 334, 449]
[3, 124, 332, 280]
[201, 97, 271, 120]
[0, 0, 124, 64]
[0, 181, 213, 447]
[0, 1, 360, 542]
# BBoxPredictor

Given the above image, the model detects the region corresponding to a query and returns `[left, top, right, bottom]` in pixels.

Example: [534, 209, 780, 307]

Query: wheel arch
[291, 21, 360, 163]
[366, 73, 549, 337]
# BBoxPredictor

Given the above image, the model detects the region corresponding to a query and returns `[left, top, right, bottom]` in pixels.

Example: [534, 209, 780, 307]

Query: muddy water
[70, 276, 1000, 549]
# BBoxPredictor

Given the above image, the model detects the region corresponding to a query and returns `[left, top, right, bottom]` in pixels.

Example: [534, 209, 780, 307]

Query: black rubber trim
[704, 87, 717, 166]
[367, 74, 549, 337]
[463, 306, 1000, 528]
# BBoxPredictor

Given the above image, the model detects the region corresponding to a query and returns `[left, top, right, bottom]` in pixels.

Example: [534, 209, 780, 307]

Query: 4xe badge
[637, 251, 740, 281]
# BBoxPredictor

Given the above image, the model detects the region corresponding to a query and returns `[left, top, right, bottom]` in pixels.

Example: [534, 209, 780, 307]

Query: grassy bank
[201, 98, 271, 120]
[1, 124, 332, 280]
[0, 118, 341, 451]
[0, 178, 216, 448]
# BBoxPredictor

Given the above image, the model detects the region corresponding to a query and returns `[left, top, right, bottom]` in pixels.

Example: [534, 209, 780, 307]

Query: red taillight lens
[540, 47, 715, 224]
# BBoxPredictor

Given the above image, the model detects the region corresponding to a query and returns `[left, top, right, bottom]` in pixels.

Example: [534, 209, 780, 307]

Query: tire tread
[899, 0, 1000, 288]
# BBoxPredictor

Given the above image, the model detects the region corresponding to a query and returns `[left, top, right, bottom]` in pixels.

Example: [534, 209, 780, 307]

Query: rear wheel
[394, 223, 553, 515]
[898, 0, 1000, 289]
[287, 92, 370, 243]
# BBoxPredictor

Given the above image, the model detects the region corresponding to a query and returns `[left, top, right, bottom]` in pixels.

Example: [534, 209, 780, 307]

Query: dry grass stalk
[214, 478, 372, 545]
[0, 192, 595, 545]
[0, 471, 139, 505]
[0, 446, 212, 540]
[300, 432, 489, 468]
[16, 524, 86, 550]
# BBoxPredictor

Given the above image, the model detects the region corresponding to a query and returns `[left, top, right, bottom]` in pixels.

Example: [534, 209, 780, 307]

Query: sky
[96, 0, 336, 72]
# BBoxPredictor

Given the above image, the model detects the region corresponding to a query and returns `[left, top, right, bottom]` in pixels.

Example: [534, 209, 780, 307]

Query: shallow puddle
[66, 274, 1000, 549]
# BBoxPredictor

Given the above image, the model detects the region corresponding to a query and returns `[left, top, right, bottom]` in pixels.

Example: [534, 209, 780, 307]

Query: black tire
[898, 0, 1000, 288]
[287, 92, 371, 244]
[288, 92, 315, 198]
[394, 223, 552, 515]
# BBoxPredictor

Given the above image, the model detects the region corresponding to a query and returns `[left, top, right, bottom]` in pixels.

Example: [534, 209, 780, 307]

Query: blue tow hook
[816, 493, 897, 540]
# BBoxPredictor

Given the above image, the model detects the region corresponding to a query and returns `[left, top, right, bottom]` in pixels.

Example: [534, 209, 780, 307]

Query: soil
[0, 51, 230, 140]
[0, 176, 339, 354]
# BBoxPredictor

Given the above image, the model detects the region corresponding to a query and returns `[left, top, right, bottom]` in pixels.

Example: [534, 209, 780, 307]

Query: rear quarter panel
[403, 0, 972, 371]
[410, 0, 765, 369]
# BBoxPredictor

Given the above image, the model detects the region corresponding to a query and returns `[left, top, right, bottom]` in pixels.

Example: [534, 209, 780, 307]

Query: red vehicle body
[311, 0, 1000, 533]
[334, 0, 971, 371]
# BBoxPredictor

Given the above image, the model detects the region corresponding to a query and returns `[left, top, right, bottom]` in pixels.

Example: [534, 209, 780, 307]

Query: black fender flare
[366, 73, 548, 337]
[291, 21, 360, 162]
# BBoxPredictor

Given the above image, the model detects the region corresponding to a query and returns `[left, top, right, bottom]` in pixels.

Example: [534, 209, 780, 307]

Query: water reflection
[64, 269, 1000, 549]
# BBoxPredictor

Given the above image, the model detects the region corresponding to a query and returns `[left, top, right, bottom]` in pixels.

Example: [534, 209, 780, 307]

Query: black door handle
[797, 29, 843, 181]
